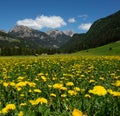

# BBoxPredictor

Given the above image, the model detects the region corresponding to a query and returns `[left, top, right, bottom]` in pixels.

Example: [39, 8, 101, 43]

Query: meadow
[0, 55, 120, 116]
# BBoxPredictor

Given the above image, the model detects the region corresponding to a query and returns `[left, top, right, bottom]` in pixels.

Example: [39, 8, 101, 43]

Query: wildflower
[16, 87, 22, 91]
[99, 77, 104, 80]
[33, 89, 41, 93]
[3, 82, 9, 87]
[115, 80, 120, 87]
[66, 82, 74, 86]
[17, 76, 25, 81]
[107, 89, 120, 97]
[28, 82, 36, 87]
[5, 104, 16, 110]
[60, 87, 67, 91]
[89, 85, 107, 96]
[89, 80, 95, 83]
[48, 84, 52, 88]
[68, 90, 77, 96]
[41, 76, 47, 82]
[74, 87, 80, 91]
[1, 104, 16, 114]
[84, 94, 91, 98]
[20, 103, 26, 106]
[61, 94, 67, 98]
[29, 100, 37, 106]
[18, 111, 24, 116]
[50, 93, 56, 97]
[9, 82, 15, 86]
[37, 73, 44, 76]
[20, 94, 25, 97]
[29, 97, 48, 105]
[72, 109, 83, 116]
[53, 83, 63, 89]
[35, 97, 48, 104]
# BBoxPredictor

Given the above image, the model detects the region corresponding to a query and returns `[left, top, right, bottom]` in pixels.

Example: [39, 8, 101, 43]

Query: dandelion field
[0, 55, 120, 116]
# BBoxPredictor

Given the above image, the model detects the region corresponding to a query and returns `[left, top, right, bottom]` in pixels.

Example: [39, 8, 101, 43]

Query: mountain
[9, 25, 71, 48]
[46, 30, 70, 48]
[61, 10, 120, 53]
[0, 30, 39, 48]
[63, 30, 74, 37]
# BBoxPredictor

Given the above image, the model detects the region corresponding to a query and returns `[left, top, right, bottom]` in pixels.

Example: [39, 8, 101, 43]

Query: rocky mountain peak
[46, 30, 65, 38]
[63, 30, 75, 37]
[8, 25, 46, 38]
[9, 25, 33, 33]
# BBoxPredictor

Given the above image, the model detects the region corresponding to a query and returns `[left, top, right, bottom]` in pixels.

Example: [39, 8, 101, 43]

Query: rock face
[46, 30, 71, 48]
[9, 25, 48, 39]
[63, 30, 75, 37]
[8, 25, 71, 48]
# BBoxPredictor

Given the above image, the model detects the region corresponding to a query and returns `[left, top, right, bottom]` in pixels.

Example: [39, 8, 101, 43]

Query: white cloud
[78, 14, 88, 18]
[68, 18, 76, 23]
[17, 15, 67, 30]
[78, 23, 92, 31]
[78, 14, 88, 21]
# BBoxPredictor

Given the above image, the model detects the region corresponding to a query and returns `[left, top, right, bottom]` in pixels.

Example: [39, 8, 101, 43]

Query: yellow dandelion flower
[18, 111, 24, 116]
[1, 104, 16, 114]
[53, 83, 63, 89]
[20, 103, 26, 106]
[9, 82, 15, 86]
[99, 77, 104, 80]
[35, 97, 48, 104]
[29, 90, 32, 92]
[41, 76, 47, 82]
[107, 89, 120, 97]
[1, 108, 8, 114]
[48, 84, 52, 88]
[28, 82, 36, 87]
[84, 94, 91, 98]
[33, 89, 41, 93]
[115, 80, 120, 87]
[72, 109, 83, 116]
[50, 93, 56, 97]
[68, 90, 77, 96]
[61, 94, 67, 98]
[16, 87, 22, 91]
[3, 82, 9, 87]
[20, 94, 25, 97]
[37, 73, 44, 76]
[66, 82, 74, 86]
[17, 76, 25, 80]
[5, 104, 16, 110]
[89, 85, 107, 96]
[29, 100, 37, 106]
[89, 80, 95, 83]
[74, 87, 80, 91]
[60, 87, 67, 91]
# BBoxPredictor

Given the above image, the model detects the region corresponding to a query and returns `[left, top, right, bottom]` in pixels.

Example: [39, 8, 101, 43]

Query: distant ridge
[61, 10, 120, 53]
[8, 25, 71, 48]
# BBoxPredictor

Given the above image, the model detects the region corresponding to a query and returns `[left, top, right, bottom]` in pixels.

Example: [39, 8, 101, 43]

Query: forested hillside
[61, 10, 120, 53]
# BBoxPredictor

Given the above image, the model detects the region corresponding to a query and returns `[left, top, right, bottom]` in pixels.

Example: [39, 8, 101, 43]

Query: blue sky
[0, 0, 120, 33]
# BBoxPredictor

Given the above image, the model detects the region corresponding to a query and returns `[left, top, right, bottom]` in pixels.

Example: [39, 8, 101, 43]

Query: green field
[74, 41, 120, 56]
[0, 55, 120, 116]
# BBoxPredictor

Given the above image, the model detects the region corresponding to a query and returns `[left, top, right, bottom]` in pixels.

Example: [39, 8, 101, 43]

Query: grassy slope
[73, 41, 120, 56]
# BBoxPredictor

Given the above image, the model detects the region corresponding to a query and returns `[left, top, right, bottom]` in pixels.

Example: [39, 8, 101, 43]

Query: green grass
[74, 41, 120, 56]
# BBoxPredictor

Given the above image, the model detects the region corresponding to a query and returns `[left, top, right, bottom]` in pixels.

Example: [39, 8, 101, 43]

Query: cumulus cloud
[78, 23, 92, 31]
[17, 15, 67, 30]
[78, 14, 88, 18]
[78, 14, 88, 21]
[68, 18, 76, 23]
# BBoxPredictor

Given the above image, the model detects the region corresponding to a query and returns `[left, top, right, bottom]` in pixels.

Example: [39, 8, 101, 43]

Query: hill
[73, 41, 120, 56]
[9, 25, 70, 48]
[61, 10, 120, 53]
